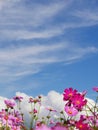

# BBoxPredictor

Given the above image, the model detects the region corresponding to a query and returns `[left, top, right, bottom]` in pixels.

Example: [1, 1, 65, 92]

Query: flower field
[0, 87, 98, 130]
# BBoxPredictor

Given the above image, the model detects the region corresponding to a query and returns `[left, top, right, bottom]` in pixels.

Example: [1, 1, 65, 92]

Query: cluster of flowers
[0, 87, 98, 130]
[63, 87, 98, 130]
[0, 96, 24, 130]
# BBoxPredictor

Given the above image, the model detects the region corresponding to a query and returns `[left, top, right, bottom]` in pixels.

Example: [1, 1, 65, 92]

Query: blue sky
[0, 0, 98, 99]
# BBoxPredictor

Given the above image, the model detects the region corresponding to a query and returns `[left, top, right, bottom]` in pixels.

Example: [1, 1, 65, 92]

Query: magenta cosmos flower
[33, 108, 37, 114]
[63, 88, 77, 101]
[93, 87, 98, 92]
[76, 120, 90, 130]
[65, 106, 78, 116]
[71, 93, 87, 110]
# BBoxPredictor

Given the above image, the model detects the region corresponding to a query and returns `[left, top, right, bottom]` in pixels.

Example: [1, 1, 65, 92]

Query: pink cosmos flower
[87, 115, 98, 127]
[93, 87, 98, 92]
[71, 93, 87, 110]
[29, 97, 40, 104]
[81, 90, 87, 96]
[0, 109, 6, 118]
[46, 107, 57, 112]
[4, 99, 16, 108]
[76, 120, 90, 130]
[33, 108, 37, 114]
[65, 106, 78, 116]
[63, 87, 77, 101]
[13, 96, 23, 102]
[36, 124, 51, 130]
[52, 125, 68, 130]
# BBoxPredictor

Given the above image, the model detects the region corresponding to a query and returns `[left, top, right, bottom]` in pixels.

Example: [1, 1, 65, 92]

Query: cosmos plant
[0, 87, 98, 130]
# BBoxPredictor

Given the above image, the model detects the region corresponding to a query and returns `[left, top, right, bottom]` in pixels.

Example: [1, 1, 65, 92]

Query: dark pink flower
[71, 93, 87, 110]
[33, 108, 37, 114]
[76, 121, 90, 130]
[63, 88, 77, 101]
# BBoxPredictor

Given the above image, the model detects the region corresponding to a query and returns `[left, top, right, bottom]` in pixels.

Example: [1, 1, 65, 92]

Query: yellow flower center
[69, 93, 73, 96]
[68, 110, 72, 114]
[79, 125, 83, 128]
[76, 100, 80, 104]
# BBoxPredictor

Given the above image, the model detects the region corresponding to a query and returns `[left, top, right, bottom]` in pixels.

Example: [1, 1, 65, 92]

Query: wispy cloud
[2, 0, 97, 41]
[0, 0, 98, 93]
[71, 9, 98, 27]
[0, 43, 65, 82]
[0, 43, 97, 82]
[0, 28, 64, 40]
[0, 0, 98, 41]
[0, 0, 69, 40]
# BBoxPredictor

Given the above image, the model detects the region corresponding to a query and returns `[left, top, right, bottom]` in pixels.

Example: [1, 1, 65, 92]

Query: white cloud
[0, 96, 6, 109]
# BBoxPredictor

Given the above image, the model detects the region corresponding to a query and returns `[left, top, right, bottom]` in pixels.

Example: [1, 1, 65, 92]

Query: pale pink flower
[93, 87, 98, 92]
[13, 96, 23, 102]
[36, 124, 51, 130]
[46, 107, 57, 112]
[29, 97, 40, 104]
[52, 125, 68, 130]
[65, 106, 78, 116]
[4, 99, 16, 108]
